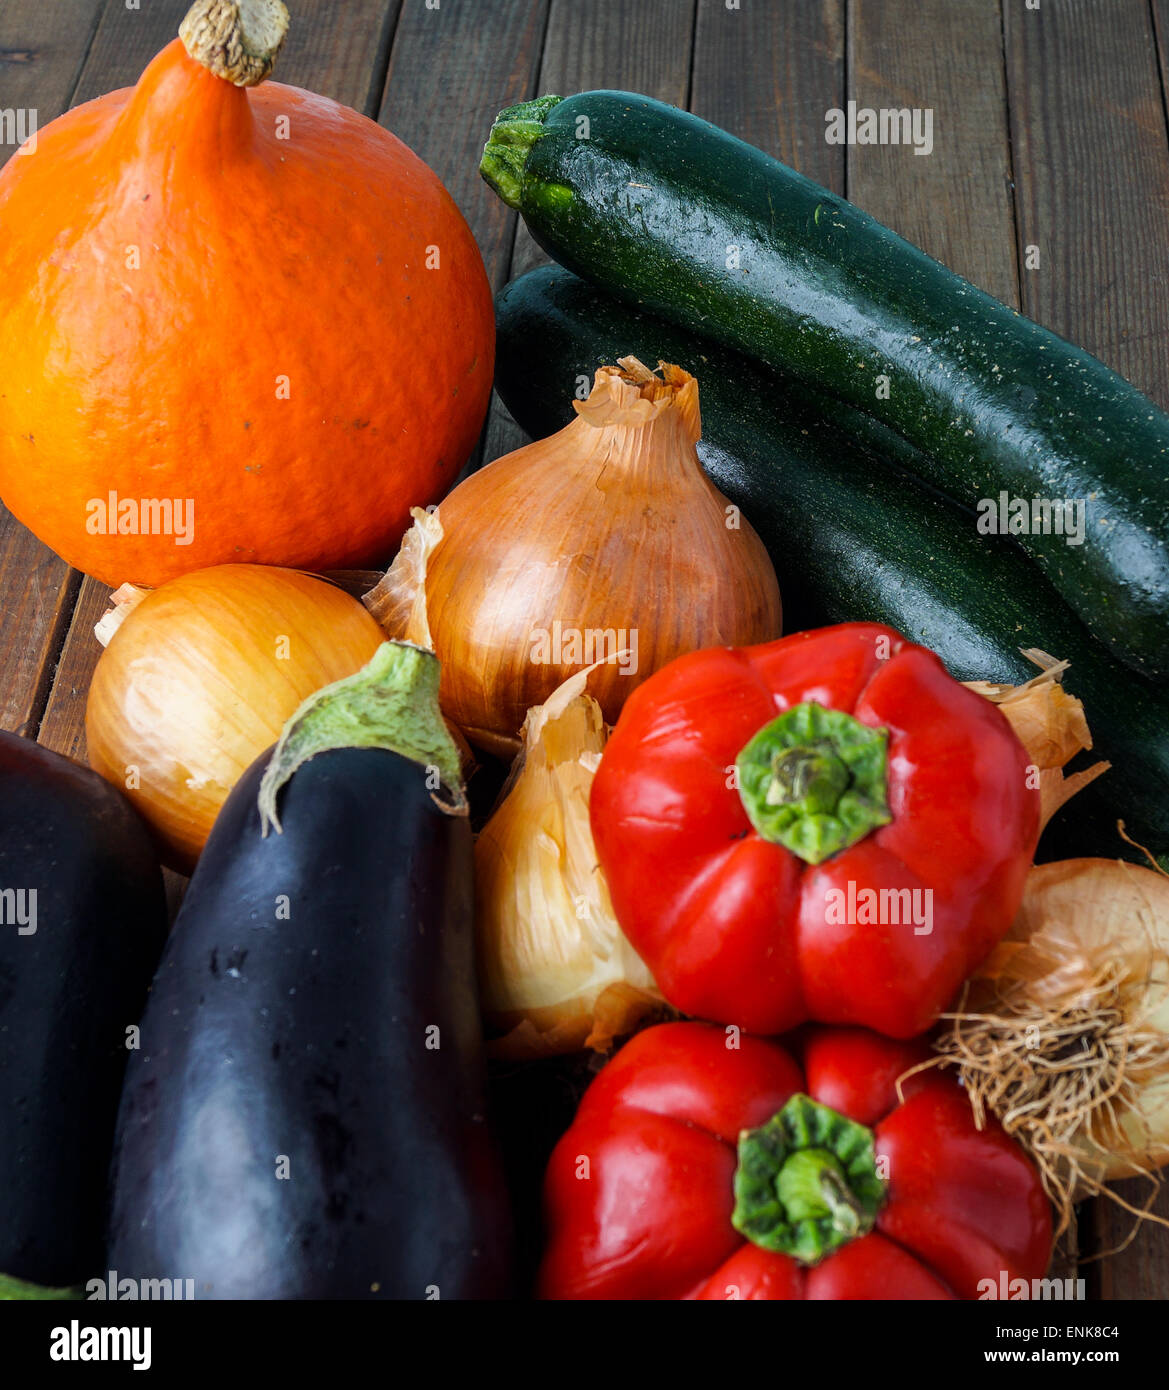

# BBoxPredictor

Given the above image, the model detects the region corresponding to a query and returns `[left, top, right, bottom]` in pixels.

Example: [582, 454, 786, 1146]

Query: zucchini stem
[479, 94, 563, 208]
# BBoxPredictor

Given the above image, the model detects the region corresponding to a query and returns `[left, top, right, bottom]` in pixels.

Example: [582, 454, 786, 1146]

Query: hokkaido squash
[0, 0, 493, 587]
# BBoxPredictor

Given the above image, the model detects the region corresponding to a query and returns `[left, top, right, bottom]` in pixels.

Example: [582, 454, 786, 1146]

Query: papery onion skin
[85, 565, 385, 871]
[475, 678, 661, 1056]
[969, 858, 1169, 1185]
[425, 362, 782, 757]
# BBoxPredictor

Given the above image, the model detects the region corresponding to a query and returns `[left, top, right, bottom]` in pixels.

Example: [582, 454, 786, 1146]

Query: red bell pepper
[539, 1022, 1053, 1300]
[590, 622, 1039, 1038]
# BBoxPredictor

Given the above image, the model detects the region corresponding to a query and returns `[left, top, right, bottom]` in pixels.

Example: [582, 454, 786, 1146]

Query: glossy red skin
[589, 623, 1040, 1038]
[539, 1023, 1053, 1300]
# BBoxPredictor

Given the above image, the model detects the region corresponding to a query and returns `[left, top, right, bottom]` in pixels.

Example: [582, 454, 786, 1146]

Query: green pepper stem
[775, 1149, 864, 1234]
[732, 1094, 885, 1265]
[479, 94, 563, 207]
[736, 701, 892, 864]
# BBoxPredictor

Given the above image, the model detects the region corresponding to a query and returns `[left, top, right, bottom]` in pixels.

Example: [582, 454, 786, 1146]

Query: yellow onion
[475, 667, 662, 1058]
[382, 358, 781, 757]
[86, 564, 386, 869]
[932, 858, 1169, 1238]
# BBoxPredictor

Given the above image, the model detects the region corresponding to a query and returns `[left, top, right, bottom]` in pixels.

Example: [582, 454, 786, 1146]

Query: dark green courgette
[481, 92, 1169, 682]
[492, 265, 1169, 863]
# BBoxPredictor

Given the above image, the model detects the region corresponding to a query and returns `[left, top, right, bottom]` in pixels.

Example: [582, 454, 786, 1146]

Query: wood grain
[35, 580, 113, 761]
[1004, 0, 1169, 1296]
[483, 0, 699, 472]
[0, 0, 105, 737]
[1005, 0, 1169, 404]
[0, 0, 102, 128]
[849, 0, 1018, 304]
[0, 509, 80, 741]
[378, 0, 549, 290]
[271, 0, 401, 112]
[378, 0, 552, 477]
[692, 0, 845, 191]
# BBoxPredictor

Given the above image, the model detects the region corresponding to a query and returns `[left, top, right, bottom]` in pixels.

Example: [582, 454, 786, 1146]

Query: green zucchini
[482, 92, 1169, 682]
[492, 264, 1169, 864]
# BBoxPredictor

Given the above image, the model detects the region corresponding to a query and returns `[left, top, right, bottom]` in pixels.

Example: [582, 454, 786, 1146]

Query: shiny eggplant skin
[106, 745, 512, 1299]
[0, 731, 166, 1288]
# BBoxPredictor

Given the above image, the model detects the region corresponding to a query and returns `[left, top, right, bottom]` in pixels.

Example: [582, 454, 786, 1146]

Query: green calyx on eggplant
[107, 643, 512, 1299]
[0, 732, 167, 1294]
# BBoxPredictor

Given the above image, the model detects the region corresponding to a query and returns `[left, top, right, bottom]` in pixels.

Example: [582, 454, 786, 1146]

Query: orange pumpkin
[0, 0, 493, 587]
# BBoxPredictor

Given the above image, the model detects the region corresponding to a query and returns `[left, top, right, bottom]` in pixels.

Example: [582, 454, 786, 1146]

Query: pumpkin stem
[179, 0, 290, 88]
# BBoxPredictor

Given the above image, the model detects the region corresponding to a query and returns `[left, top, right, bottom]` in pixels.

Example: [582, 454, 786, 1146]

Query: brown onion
[387, 358, 782, 758]
[932, 858, 1169, 1238]
[86, 564, 385, 869]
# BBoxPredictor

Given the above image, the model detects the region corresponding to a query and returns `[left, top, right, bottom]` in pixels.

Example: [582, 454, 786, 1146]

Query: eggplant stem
[257, 640, 466, 836]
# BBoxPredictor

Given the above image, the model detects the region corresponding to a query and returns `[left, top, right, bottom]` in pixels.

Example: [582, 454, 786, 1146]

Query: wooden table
[2, 0, 1167, 1300]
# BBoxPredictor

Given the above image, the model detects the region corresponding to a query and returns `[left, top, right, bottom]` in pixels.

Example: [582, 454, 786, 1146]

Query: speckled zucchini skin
[484, 91, 1169, 681]
[493, 265, 1169, 863]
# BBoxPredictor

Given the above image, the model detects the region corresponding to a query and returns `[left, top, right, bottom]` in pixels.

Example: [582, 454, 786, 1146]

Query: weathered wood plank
[271, 0, 400, 112]
[849, 0, 1018, 304]
[1004, 0, 1169, 1297]
[35, 1, 405, 759]
[0, 0, 103, 138]
[34, 580, 111, 762]
[692, 0, 844, 191]
[0, 534, 81, 740]
[378, 0, 551, 476]
[378, 0, 549, 291]
[483, 0, 699, 470]
[1005, 0, 1169, 404]
[0, 0, 106, 737]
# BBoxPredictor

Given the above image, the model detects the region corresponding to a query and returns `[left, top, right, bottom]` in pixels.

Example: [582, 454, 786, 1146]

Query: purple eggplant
[0, 732, 166, 1292]
[106, 644, 512, 1299]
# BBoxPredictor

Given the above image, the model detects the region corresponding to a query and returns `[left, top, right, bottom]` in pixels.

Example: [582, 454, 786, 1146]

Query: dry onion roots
[926, 857, 1169, 1244]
